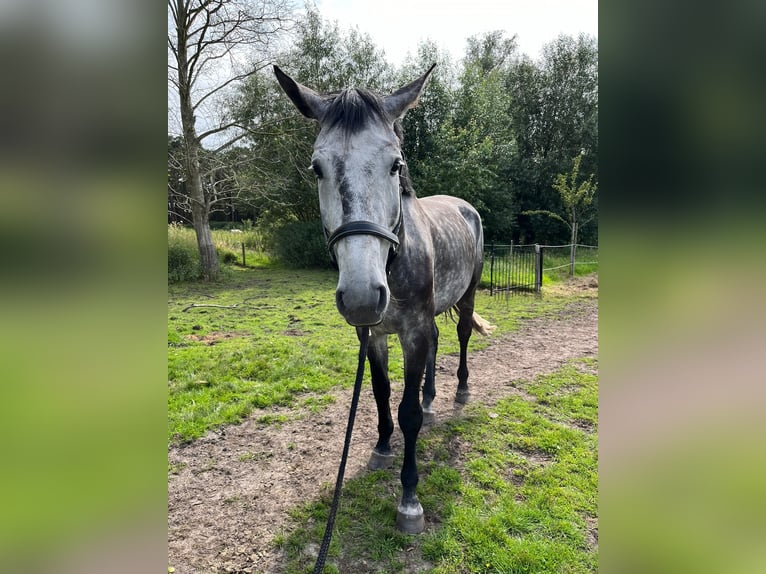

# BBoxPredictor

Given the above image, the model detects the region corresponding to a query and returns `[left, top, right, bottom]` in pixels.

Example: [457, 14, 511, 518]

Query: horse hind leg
[454, 300, 475, 404]
[421, 320, 439, 426]
[366, 332, 396, 470]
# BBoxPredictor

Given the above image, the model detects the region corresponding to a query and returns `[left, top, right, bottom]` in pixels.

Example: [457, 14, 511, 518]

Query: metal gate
[486, 243, 543, 296]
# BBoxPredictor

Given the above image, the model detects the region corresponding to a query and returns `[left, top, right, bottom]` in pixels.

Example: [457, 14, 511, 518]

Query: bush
[217, 248, 239, 265]
[168, 224, 200, 282]
[267, 220, 333, 269]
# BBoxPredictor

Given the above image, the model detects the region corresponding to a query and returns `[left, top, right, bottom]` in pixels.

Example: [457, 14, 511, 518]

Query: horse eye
[310, 161, 324, 179]
[390, 158, 405, 175]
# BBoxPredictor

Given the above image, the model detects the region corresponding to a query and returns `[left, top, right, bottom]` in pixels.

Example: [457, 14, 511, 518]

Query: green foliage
[266, 220, 333, 269]
[552, 156, 597, 214]
[217, 249, 238, 265]
[507, 34, 598, 244]
[168, 224, 200, 282]
[223, 17, 597, 251]
[523, 155, 598, 241]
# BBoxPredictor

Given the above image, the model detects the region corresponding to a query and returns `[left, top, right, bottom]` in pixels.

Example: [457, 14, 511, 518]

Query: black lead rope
[312, 326, 370, 574]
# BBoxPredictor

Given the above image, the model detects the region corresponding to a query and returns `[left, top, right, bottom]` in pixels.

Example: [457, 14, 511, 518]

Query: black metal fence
[485, 243, 599, 296]
[485, 243, 542, 296]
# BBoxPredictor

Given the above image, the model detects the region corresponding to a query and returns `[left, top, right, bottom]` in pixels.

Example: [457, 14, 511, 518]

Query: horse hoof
[422, 408, 436, 426]
[396, 502, 425, 534]
[368, 449, 395, 470]
[455, 390, 470, 404]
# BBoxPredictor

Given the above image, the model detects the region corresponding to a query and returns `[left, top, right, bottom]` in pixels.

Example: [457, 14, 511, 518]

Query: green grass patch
[276, 360, 598, 573]
[542, 246, 599, 283]
[168, 266, 593, 445]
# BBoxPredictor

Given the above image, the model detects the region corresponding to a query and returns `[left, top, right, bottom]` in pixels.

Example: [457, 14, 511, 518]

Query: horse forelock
[321, 88, 388, 135]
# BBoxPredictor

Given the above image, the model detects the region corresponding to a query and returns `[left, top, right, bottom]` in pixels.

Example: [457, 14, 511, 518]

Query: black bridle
[323, 188, 404, 272]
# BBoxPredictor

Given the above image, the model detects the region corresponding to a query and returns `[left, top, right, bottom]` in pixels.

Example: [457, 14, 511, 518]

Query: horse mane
[394, 119, 416, 197]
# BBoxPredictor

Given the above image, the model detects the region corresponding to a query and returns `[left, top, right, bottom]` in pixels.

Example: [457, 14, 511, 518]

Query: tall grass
[168, 223, 270, 282]
[167, 223, 200, 282]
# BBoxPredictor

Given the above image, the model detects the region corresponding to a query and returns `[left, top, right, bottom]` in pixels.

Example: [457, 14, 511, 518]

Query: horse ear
[383, 63, 436, 120]
[273, 65, 328, 121]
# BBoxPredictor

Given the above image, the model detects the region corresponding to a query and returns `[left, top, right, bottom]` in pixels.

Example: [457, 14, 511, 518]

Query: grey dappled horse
[274, 64, 492, 534]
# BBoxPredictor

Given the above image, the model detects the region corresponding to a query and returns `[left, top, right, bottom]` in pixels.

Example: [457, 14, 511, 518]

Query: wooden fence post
[534, 244, 543, 292]
[242, 242, 246, 267]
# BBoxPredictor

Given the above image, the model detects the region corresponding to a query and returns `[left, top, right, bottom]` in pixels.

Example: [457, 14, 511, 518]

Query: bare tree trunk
[569, 219, 578, 276]
[174, 0, 219, 280]
[186, 144, 219, 280]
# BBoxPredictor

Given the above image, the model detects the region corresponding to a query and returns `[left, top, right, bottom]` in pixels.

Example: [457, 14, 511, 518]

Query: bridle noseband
[323, 189, 404, 272]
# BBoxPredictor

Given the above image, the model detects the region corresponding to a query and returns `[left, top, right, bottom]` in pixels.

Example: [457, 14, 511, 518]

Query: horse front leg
[396, 328, 430, 534]
[421, 320, 439, 425]
[365, 331, 396, 470]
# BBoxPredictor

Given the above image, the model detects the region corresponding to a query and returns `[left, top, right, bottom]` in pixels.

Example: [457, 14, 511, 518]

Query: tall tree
[507, 34, 598, 244]
[411, 32, 517, 242]
[396, 41, 456, 191]
[168, 0, 293, 279]
[231, 10, 392, 225]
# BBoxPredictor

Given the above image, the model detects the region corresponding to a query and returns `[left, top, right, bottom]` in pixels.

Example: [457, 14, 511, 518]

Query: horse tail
[471, 312, 495, 336]
[446, 307, 495, 336]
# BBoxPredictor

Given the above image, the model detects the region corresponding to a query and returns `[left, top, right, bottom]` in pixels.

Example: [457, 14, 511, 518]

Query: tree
[523, 154, 597, 274]
[396, 40, 456, 191]
[412, 32, 517, 241]
[506, 34, 598, 244]
[231, 10, 393, 225]
[168, 0, 293, 279]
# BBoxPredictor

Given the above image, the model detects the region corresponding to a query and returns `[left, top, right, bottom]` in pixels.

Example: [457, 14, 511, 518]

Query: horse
[274, 64, 493, 534]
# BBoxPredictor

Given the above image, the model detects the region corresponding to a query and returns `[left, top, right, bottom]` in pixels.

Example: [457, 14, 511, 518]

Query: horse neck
[389, 195, 432, 286]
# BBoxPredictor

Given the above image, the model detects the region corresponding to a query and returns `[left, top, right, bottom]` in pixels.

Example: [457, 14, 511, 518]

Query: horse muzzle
[327, 219, 400, 326]
[335, 282, 389, 326]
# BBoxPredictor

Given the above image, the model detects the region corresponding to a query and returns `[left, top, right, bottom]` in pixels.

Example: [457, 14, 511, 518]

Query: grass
[167, 266, 589, 445]
[168, 224, 271, 280]
[275, 359, 598, 573]
[167, 256, 598, 572]
[541, 246, 599, 283]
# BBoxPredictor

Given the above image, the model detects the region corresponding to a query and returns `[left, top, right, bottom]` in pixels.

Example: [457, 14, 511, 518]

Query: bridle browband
[323, 187, 404, 272]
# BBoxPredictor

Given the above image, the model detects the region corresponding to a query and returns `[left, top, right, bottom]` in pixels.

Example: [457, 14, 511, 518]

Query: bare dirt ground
[168, 277, 598, 573]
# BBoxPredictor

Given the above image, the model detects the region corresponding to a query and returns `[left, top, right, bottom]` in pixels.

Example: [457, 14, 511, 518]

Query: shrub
[267, 220, 332, 269]
[168, 224, 200, 282]
[218, 248, 239, 265]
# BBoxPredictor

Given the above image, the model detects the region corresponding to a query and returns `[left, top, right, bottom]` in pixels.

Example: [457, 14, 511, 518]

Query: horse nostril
[375, 285, 388, 315]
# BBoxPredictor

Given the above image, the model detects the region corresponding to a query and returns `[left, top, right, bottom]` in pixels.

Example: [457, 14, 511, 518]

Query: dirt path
[168, 282, 597, 574]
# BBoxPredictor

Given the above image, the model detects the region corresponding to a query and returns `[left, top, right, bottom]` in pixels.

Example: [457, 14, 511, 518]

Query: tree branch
[521, 209, 571, 230]
[192, 69, 257, 112]
[197, 120, 241, 142]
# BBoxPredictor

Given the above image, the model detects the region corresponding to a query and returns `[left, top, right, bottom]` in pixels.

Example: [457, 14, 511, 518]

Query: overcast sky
[315, 0, 598, 64]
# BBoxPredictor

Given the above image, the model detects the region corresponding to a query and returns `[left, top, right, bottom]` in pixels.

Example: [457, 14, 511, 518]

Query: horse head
[274, 65, 435, 326]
